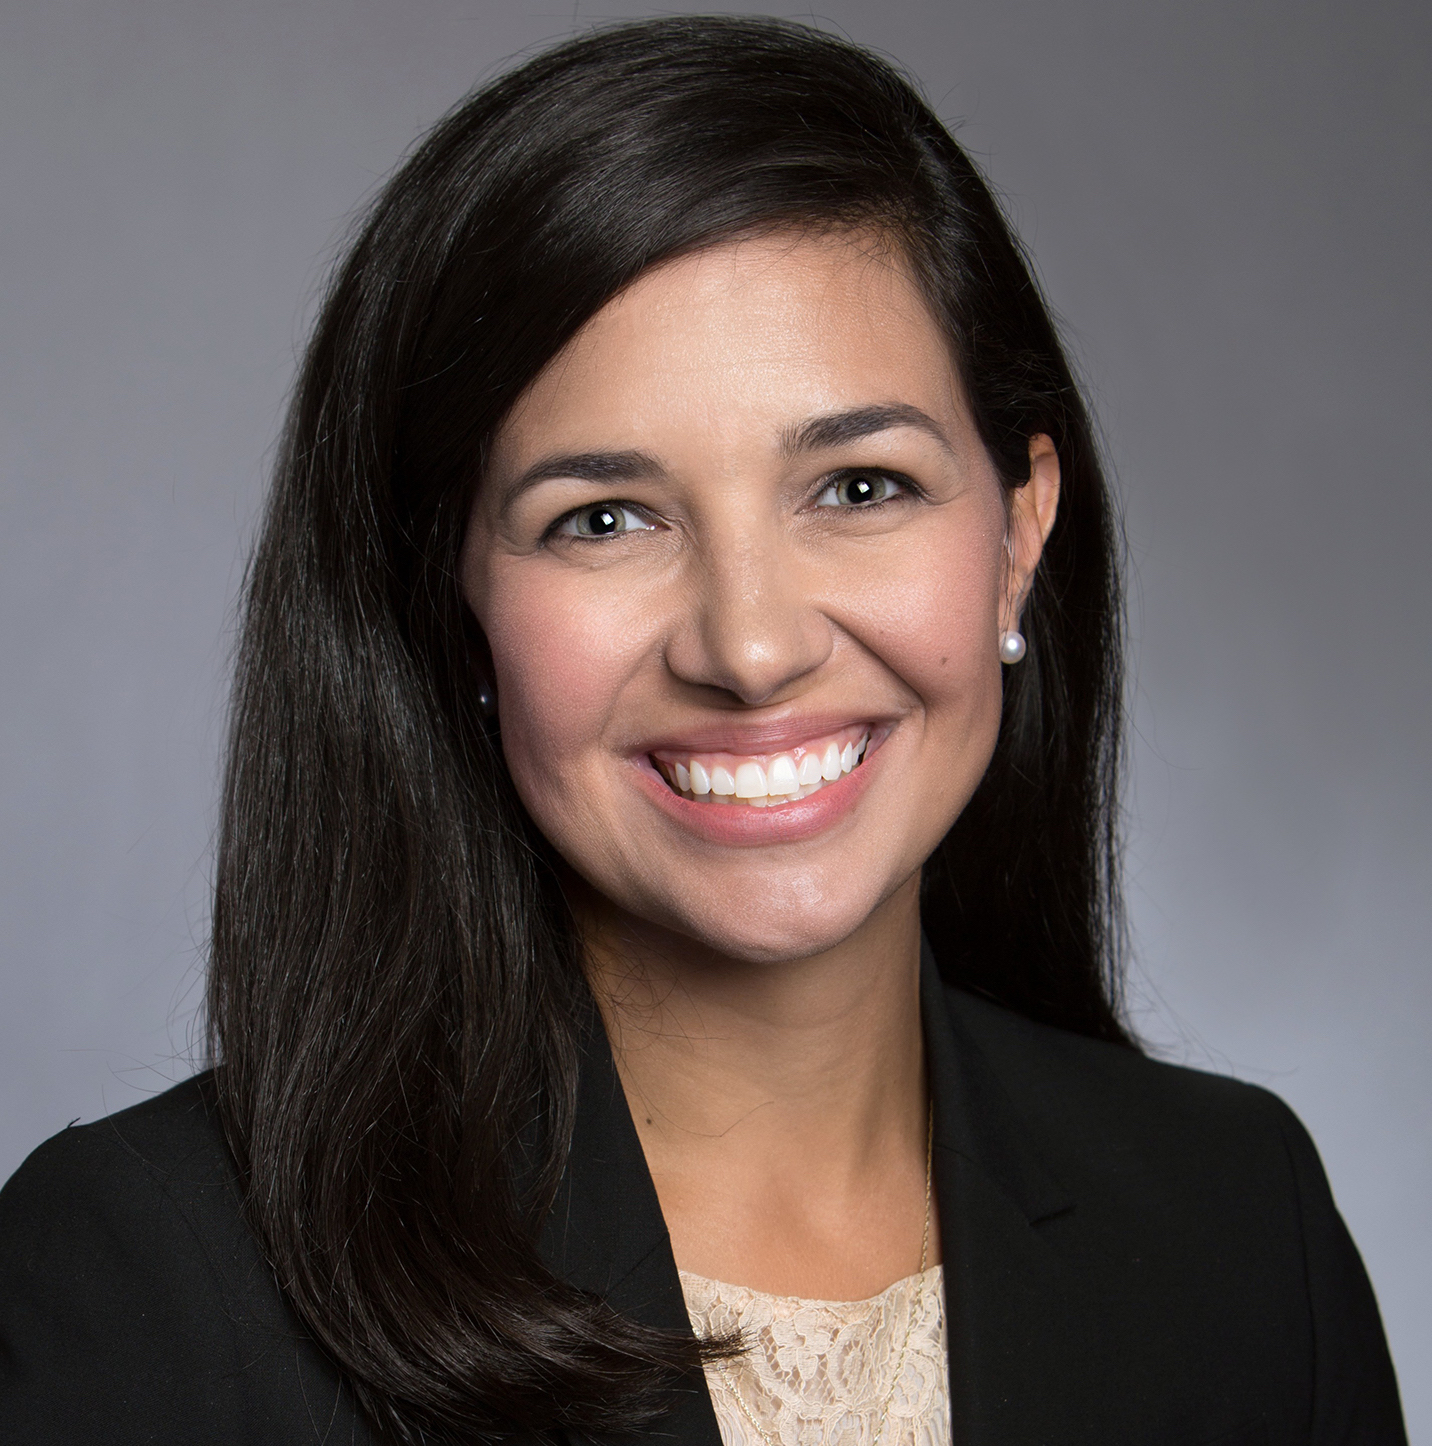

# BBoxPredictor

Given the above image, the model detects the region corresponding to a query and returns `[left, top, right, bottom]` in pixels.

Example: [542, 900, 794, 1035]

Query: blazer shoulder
[940, 980, 1298, 1150]
[0, 1072, 243, 1315]
[0, 1074, 368, 1446]
[938, 983, 1407, 1442]
[4, 1071, 232, 1200]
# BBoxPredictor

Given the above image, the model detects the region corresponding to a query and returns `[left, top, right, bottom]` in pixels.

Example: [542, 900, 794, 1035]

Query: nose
[664, 531, 834, 705]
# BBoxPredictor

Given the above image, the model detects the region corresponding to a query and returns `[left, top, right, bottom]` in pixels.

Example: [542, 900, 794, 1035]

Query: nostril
[663, 584, 835, 703]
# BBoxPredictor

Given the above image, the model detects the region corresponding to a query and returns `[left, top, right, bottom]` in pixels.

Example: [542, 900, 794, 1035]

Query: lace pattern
[680, 1265, 948, 1446]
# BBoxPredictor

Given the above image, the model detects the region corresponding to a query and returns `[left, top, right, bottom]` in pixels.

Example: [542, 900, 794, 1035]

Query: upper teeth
[655, 732, 870, 806]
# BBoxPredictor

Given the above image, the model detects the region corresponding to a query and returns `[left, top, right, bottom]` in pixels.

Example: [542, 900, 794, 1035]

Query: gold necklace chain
[714, 1099, 936, 1446]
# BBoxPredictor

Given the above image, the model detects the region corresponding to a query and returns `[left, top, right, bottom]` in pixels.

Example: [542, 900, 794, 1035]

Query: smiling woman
[465, 233, 1058, 947]
[0, 15, 1405, 1446]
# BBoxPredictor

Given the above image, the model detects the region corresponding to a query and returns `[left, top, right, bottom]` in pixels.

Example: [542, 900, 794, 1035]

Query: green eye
[816, 472, 901, 507]
[558, 503, 655, 537]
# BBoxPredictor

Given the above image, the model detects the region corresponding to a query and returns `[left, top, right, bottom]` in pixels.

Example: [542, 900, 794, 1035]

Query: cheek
[856, 515, 1008, 863]
[842, 506, 1007, 726]
[476, 561, 655, 798]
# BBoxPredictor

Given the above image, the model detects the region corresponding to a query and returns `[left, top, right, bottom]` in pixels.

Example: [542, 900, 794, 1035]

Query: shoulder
[0, 1074, 369, 1445]
[0, 1074, 242, 1324]
[941, 980, 1307, 1180]
[3, 1072, 234, 1220]
[940, 984, 1407, 1442]
[939, 981, 1343, 1244]
[0, 1074, 260, 1339]
[932, 980, 1335, 1289]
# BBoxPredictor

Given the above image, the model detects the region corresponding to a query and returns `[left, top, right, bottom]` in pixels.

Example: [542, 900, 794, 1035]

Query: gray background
[3, 0, 1427, 1426]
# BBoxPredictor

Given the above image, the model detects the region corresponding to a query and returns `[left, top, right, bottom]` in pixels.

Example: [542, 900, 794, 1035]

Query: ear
[1001, 433, 1061, 634]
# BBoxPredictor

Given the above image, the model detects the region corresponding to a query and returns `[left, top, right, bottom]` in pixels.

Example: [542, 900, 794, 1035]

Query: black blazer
[0, 952, 1406, 1445]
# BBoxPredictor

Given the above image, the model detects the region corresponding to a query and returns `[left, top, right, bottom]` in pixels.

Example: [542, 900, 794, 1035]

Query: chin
[639, 881, 895, 967]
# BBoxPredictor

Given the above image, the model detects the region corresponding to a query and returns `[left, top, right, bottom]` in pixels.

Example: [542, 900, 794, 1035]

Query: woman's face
[461, 231, 1057, 964]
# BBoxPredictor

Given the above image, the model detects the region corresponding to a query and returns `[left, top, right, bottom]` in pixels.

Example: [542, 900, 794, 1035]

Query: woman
[0, 16, 1404, 1446]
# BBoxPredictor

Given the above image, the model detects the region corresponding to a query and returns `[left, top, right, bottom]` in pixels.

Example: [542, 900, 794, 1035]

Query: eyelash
[812, 468, 918, 510]
[543, 468, 918, 542]
[546, 502, 657, 541]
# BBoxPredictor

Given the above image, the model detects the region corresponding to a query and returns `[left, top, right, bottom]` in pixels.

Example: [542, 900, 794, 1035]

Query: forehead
[489, 230, 966, 466]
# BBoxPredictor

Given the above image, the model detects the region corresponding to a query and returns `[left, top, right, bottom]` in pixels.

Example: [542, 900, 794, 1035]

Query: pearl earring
[999, 629, 1026, 665]
[477, 681, 498, 716]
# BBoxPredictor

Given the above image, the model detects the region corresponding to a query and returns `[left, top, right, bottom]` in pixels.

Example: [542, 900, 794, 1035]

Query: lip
[636, 713, 890, 759]
[630, 727, 887, 847]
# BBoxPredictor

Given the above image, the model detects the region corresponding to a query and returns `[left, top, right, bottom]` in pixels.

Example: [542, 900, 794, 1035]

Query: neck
[579, 875, 935, 1298]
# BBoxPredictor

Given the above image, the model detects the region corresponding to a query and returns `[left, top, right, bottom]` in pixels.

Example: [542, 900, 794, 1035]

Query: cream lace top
[680, 1266, 949, 1446]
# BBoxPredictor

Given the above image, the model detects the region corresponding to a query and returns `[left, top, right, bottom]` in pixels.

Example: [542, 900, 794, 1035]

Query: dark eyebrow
[497, 448, 666, 516]
[781, 403, 955, 457]
[497, 404, 950, 515]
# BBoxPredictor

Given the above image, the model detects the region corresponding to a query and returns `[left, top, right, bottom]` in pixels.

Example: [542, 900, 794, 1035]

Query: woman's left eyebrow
[781, 403, 955, 458]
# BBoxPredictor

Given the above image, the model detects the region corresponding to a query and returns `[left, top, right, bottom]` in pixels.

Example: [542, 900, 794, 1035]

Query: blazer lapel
[539, 1008, 723, 1446]
[541, 958, 1105, 1446]
[922, 946, 1105, 1444]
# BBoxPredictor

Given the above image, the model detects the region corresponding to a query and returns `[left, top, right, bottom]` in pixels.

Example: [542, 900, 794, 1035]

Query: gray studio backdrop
[3, 0, 1428, 1426]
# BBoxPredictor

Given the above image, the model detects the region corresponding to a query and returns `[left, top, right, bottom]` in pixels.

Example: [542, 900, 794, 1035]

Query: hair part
[208, 15, 1129, 1442]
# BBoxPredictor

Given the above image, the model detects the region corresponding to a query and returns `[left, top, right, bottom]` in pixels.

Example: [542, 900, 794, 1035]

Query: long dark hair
[208, 15, 1128, 1443]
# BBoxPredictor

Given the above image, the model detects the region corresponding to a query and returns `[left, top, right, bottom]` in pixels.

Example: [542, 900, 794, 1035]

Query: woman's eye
[815, 472, 904, 508]
[555, 503, 656, 538]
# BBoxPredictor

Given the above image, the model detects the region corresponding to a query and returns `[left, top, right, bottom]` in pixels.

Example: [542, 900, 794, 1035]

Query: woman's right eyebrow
[497, 449, 667, 516]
